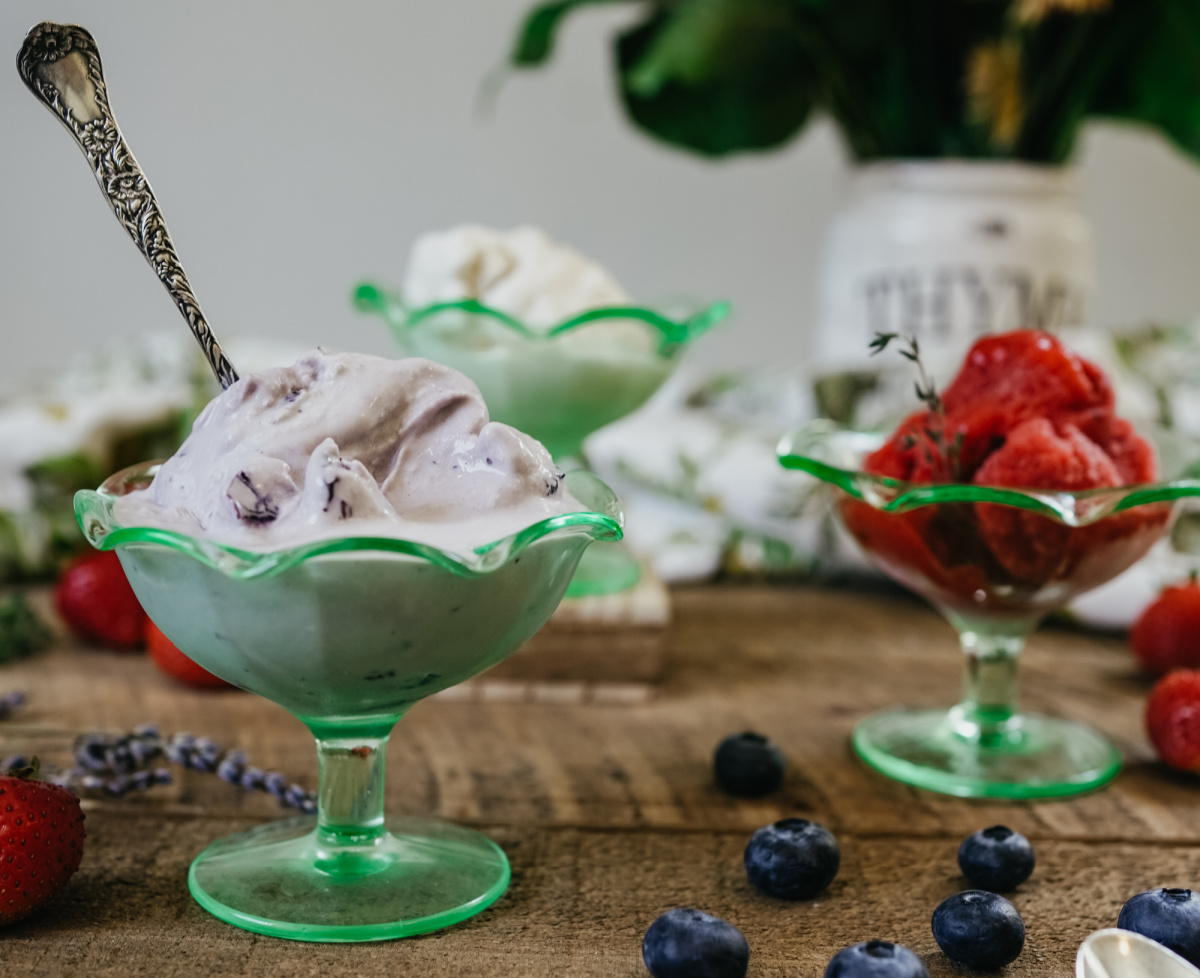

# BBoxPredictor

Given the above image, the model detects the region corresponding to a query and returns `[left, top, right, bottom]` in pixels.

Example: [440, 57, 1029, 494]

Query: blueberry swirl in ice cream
[113, 350, 579, 552]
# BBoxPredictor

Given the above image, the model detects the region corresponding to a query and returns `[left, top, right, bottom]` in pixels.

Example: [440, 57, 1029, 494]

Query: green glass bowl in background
[779, 421, 1200, 801]
[75, 461, 622, 942]
[354, 284, 727, 596]
[354, 285, 728, 461]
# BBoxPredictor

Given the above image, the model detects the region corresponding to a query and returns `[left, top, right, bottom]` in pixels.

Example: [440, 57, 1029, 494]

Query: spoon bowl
[1078, 929, 1200, 978]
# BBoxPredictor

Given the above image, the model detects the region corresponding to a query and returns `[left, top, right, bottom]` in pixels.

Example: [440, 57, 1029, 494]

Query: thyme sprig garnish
[870, 332, 964, 481]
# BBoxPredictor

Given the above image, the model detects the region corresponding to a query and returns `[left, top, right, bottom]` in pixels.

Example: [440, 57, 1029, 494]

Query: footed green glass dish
[353, 285, 727, 461]
[75, 461, 622, 941]
[779, 421, 1200, 800]
[355, 284, 727, 596]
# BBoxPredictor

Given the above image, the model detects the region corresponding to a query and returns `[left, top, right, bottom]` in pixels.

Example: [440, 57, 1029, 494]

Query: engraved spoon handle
[17, 22, 239, 389]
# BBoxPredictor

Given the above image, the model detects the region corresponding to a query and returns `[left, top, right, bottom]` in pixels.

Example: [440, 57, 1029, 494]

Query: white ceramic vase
[812, 161, 1093, 378]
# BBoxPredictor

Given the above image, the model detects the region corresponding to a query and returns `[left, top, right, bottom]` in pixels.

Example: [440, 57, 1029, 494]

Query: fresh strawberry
[1131, 577, 1200, 675]
[55, 550, 147, 650]
[1146, 671, 1200, 771]
[0, 761, 85, 925]
[145, 620, 230, 689]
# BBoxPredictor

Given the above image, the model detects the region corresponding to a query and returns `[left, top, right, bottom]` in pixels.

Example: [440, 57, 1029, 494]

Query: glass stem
[306, 717, 401, 875]
[949, 618, 1031, 746]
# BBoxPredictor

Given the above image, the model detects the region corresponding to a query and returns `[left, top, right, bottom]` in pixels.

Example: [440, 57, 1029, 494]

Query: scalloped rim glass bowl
[354, 284, 728, 596]
[76, 461, 622, 941]
[779, 421, 1200, 800]
[353, 286, 728, 462]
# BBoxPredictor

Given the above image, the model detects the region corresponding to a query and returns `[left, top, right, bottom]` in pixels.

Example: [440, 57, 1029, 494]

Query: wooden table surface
[1, 584, 1196, 977]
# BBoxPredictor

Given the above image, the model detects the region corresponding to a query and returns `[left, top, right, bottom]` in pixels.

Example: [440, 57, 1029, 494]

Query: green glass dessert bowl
[354, 285, 728, 597]
[354, 285, 727, 461]
[779, 421, 1200, 800]
[75, 461, 623, 942]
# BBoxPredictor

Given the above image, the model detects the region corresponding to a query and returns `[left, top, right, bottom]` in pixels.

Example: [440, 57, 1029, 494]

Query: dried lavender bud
[165, 733, 224, 773]
[128, 737, 159, 766]
[99, 768, 173, 798]
[240, 767, 265, 791]
[193, 738, 222, 772]
[62, 726, 315, 812]
[284, 784, 315, 812]
[163, 732, 195, 766]
[74, 734, 120, 772]
[73, 728, 163, 775]
[75, 736, 111, 772]
[217, 750, 247, 784]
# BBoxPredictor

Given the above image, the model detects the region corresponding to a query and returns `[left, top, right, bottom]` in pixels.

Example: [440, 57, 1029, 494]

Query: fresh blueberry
[931, 890, 1025, 970]
[957, 825, 1035, 892]
[642, 907, 750, 978]
[714, 731, 786, 797]
[824, 941, 929, 978]
[744, 818, 840, 899]
[1118, 888, 1200, 966]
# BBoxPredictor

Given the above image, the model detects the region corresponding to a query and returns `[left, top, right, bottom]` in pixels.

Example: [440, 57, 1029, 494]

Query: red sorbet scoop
[856, 329, 1161, 598]
[865, 330, 1154, 488]
[974, 418, 1120, 580]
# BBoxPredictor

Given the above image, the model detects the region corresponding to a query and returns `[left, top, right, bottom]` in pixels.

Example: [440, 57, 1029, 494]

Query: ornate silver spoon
[17, 22, 239, 389]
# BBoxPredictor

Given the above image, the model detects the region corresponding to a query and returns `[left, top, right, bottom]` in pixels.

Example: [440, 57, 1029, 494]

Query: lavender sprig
[73, 724, 163, 775]
[68, 727, 316, 812]
[0, 697, 316, 812]
[214, 750, 315, 812]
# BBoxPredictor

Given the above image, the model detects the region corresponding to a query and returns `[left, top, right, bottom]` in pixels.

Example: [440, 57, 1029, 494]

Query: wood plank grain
[0, 811, 1195, 977]
[0, 585, 1195, 842]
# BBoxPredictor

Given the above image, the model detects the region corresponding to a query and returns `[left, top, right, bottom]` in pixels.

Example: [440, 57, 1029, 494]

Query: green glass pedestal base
[565, 539, 641, 597]
[188, 815, 510, 942]
[852, 707, 1122, 800]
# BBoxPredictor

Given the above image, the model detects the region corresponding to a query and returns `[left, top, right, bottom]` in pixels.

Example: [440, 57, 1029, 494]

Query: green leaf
[1089, 0, 1200, 163]
[24, 452, 105, 511]
[615, 0, 815, 156]
[0, 594, 52, 665]
[509, 0, 628, 67]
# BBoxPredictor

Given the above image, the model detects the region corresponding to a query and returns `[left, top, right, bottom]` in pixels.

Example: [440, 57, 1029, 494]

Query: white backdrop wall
[4, 2, 1200, 389]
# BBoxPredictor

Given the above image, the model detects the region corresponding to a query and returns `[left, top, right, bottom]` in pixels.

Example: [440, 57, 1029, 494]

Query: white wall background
[4, 1, 1200, 389]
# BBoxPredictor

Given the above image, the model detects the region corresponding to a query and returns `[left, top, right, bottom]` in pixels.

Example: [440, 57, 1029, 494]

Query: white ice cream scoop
[1078, 929, 1200, 978]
